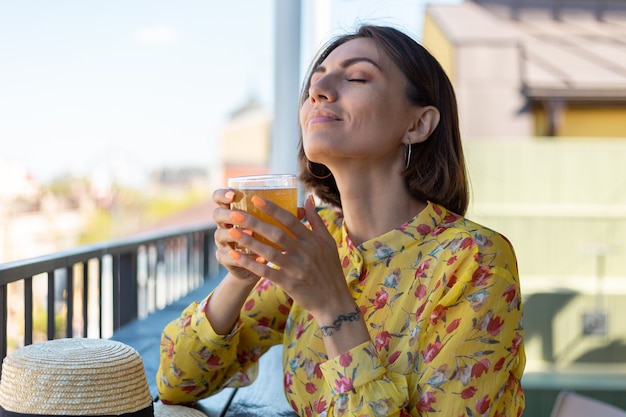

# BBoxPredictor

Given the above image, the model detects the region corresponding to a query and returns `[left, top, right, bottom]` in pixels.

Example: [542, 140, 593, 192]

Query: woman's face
[300, 37, 417, 169]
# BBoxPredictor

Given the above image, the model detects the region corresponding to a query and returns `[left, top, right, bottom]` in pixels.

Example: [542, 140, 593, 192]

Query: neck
[332, 168, 427, 246]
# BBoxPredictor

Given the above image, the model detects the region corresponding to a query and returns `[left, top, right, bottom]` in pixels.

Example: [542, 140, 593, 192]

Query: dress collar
[340, 201, 449, 265]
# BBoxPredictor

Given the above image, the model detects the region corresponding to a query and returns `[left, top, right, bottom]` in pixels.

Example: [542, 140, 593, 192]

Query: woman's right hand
[212, 188, 264, 285]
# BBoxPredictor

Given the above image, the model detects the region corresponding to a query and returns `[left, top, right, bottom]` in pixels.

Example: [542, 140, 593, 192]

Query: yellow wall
[422, 13, 456, 83]
[534, 104, 626, 137]
[463, 138, 626, 369]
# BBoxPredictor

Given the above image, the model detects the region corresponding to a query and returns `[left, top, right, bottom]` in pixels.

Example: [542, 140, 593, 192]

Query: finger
[249, 196, 311, 241]
[212, 204, 247, 229]
[226, 223, 281, 260]
[212, 188, 236, 207]
[304, 194, 326, 233]
[219, 242, 279, 278]
[213, 227, 239, 252]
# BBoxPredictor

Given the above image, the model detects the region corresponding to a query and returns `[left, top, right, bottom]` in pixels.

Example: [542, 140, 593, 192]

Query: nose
[308, 75, 336, 103]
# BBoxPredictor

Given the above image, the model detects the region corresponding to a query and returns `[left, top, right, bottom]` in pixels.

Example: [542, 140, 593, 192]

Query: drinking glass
[227, 174, 298, 251]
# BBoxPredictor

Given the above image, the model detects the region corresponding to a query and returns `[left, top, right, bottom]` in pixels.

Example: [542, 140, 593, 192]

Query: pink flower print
[487, 316, 504, 336]
[417, 223, 431, 235]
[471, 359, 490, 379]
[472, 265, 492, 286]
[334, 375, 354, 394]
[313, 398, 327, 413]
[290, 399, 299, 413]
[415, 301, 427, 320]
[375, 330, 392, 351]
[421, 338, 442, 363]
[476, 394, 491, 414]
[443, 212, 459, 224]
[305, 382, 317, 394]
[430, 304, 447, 325]
[446, 274, 458, 288]
[314, 362, 323, 379]
[204, 351, 224, 369]
[256, 278, 272, 294]
[447, 255, 458, 265]
[388, 350, 401, 364]
[284, 371, 294, 393]
[460, 237, 475, 250]
[339, 351, 353, 367]
[415, 283, 427, 299]
[461, 386, 478, 399]
[502, 284, 519, 311]
[341, 255, 350, 267]
[415, 259, 431, 278]
[164, 340, 175, 359]
[295, 322, 305, 339]
[417, 390, 437, 412]
[509, 332, 523, 355]
[373, 288, 389, 310]
[244, 298, 255, 311]
[502, 284, 516, 301]
[181, 314, 192, 328]
[278, 303, 290, 315]
[359, 269, 369, 283]
[431, 225, 447, 236]
[446, 318, 461, 333]
[494, 357, 505, 371]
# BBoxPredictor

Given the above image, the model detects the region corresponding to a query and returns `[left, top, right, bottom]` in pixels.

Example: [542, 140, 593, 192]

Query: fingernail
[251, 195, 266, 208]
[255, 256, 266, 263]
[308, 194, 315, 206]
[242, 229, 253, 236]
[229, 249, 241, 260]
[229, 228, 243, 239]
[230, 211, 245, 223]
[225, 191, 235, 201]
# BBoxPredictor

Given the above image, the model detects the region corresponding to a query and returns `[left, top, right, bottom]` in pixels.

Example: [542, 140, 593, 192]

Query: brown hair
[297, 25, 469, 215]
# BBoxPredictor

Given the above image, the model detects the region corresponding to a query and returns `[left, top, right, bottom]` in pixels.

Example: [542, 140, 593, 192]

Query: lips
[307, 109, 341, 125]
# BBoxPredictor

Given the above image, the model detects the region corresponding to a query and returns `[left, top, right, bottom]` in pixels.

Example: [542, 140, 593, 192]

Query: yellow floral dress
[157, 201, 525, 416]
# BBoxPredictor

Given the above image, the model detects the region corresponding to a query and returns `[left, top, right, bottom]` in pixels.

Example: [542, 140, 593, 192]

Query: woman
[157, 25, 525, 416]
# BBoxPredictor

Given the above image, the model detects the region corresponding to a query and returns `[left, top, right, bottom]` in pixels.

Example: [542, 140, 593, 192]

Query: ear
[403, 106, 440, 145]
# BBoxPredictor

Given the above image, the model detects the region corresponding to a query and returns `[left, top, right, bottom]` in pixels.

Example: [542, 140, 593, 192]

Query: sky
[0, 0, 460, 186]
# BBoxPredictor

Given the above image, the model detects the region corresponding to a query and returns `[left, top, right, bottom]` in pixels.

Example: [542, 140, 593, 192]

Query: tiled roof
[427, 0, 626, 100]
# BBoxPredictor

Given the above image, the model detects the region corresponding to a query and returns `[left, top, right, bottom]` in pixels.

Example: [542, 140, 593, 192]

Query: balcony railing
[3, 220, 626, 416]
[0, 223, 219, 364]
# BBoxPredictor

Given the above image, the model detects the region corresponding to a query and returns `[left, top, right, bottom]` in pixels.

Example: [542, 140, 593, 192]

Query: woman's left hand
[225, 194, 350, 318]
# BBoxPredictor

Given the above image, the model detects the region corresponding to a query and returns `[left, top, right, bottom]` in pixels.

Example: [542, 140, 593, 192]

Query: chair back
[550, 391, 626, 417]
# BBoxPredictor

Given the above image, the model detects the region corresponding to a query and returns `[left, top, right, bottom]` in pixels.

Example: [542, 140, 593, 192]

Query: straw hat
[0, 338, 207, 417]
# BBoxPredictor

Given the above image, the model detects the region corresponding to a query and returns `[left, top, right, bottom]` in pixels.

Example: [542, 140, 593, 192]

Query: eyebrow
[312, 56, 382, 75]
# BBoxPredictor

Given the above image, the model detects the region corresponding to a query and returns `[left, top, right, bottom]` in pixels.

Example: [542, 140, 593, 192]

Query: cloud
[133, 24, 179, 46]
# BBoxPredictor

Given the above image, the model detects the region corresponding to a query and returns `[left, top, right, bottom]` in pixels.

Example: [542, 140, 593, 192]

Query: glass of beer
[227, 174, 298, 251]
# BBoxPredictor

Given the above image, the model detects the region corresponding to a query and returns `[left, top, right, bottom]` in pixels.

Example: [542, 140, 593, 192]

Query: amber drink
[228, 174, 298, 250]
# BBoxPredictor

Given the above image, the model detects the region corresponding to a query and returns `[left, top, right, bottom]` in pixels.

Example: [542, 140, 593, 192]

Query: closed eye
[348, 79, 367, 83]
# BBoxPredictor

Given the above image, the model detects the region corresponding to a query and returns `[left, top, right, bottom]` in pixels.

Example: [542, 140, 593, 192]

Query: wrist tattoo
[319, 306, 362, 337]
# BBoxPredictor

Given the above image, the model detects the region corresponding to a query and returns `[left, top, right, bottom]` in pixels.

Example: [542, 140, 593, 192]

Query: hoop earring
[308, 160, 332, 179]
[404, 144, 412, 170]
